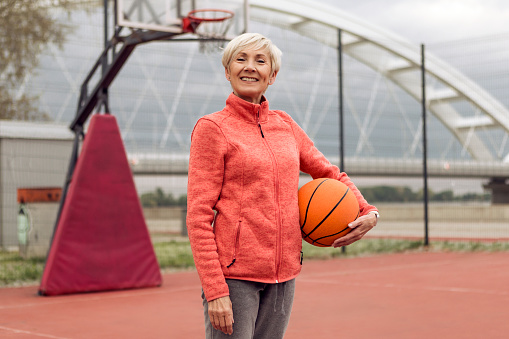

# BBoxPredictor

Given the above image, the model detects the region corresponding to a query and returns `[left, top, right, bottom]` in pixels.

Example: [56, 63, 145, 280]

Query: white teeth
[241, 77, 257, 82]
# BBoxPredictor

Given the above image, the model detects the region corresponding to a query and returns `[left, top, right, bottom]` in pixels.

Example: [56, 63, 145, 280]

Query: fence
[1, 3, 509, 257]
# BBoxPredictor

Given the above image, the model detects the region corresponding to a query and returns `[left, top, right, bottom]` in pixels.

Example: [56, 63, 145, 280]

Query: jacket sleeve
[187, 118, 230, 302]
[289, 117, 378, 216]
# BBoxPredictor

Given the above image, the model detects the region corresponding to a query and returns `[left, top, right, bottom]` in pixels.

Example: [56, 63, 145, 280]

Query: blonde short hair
[222, 33, 282, 75]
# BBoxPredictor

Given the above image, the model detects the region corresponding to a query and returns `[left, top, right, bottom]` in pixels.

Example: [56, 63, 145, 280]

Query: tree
[0, 0, 96, 120]
[431, 190, 454, 202]
[140, 187, 187, 207]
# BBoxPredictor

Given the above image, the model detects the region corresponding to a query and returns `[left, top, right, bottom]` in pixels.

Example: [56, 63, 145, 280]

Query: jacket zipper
[271, 135, 282, 283]
[257, 110, 265, 138]
[227, 219, 242, 268]
[257, 108, 282, 283]
[274, 166, 282, 283]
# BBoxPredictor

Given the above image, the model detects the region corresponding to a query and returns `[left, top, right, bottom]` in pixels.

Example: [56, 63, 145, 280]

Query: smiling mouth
[241, 77, 258, 82]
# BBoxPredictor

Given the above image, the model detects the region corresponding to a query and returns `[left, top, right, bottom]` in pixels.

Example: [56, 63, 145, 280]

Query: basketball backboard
[116, 0, 249, 36]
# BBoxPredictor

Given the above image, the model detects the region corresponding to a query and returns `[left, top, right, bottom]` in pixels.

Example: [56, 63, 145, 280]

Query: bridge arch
[248, 0, 509, 163]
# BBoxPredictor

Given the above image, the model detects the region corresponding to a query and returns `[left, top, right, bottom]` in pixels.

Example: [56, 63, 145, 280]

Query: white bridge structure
[128, 153, 509, 179]
[125, 0, 509, 202]
[246, 0, 509, 163]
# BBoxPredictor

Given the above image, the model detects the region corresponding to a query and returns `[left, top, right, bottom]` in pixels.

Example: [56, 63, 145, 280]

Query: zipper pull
[227, 258, 236, 268]
[257, 110, 265, 138]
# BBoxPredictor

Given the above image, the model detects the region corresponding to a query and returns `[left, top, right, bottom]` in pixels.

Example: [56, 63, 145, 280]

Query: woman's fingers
[332, 213, 377, 248]
[208, 296, 234, 335]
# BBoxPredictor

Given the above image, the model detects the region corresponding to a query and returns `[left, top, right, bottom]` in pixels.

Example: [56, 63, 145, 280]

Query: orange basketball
[299, 178, 360, 247]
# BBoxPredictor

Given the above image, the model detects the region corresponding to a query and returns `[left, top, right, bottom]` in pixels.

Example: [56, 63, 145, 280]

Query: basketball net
[183, 9, 234, 54]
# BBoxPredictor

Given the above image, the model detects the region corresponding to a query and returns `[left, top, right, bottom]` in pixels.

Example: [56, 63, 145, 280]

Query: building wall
[0, 122, 73, 249]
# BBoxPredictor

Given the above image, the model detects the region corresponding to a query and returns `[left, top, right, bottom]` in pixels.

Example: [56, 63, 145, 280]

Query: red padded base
[39, 114, 161, 296]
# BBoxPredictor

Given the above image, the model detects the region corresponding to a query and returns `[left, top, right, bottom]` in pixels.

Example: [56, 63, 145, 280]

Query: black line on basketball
[310, 239, 329, 247]
[312, 226, 351, 244]
[302, 187, 350, 240]
[300, 178, 329, 230]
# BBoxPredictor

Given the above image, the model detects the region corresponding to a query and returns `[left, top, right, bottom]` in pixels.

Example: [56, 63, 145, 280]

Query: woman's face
[225, 48, 277, 104]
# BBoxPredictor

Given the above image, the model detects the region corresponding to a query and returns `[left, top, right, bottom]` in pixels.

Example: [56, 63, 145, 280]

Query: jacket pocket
[227, 219, 242, 268]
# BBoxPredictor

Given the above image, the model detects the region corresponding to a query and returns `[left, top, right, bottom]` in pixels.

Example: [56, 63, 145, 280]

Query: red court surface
[1, 251, 508, 338]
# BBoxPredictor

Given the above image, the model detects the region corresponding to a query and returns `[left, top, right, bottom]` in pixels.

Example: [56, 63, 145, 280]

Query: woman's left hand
[332, 212, 378, 248]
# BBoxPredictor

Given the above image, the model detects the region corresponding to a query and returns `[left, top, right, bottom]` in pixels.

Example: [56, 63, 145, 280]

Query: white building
[0, 121, 73, 250]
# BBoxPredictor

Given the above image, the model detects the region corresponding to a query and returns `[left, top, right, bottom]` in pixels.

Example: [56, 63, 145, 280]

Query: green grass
[428, 240, 509, 252]
[0, 252, 45, 286]
[301, 238, 509, 260]
[301, 238, 425, 260]
[2, 238, 509, 287]
[153, 240, 195, 269]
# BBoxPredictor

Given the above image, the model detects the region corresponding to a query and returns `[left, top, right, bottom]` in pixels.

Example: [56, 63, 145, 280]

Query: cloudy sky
[321, 0, 509, 43]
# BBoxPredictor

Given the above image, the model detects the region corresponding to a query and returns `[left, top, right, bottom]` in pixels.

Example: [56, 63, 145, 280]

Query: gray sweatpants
[202, 278, 296, 339]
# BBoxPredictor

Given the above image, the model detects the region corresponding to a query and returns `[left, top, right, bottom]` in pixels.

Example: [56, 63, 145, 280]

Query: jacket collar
[225, 92, 270, 124]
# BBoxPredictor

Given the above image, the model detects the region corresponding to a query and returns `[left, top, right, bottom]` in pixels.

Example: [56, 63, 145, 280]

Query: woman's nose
[244, 62, 256, 71]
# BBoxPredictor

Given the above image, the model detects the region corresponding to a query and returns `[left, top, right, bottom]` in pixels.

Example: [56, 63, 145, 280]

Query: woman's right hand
[208, 295, 234, 335]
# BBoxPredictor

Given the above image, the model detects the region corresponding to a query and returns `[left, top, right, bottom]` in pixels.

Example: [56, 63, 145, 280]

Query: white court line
[301, 259, 456, 278]
[0, 285, 200, 310]
[0, 325, 70, 339]
[298, 278, 509, 297]
[299, 258, 509, 297]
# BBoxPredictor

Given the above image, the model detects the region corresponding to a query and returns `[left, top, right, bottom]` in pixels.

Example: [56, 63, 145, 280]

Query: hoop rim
[187, 9, 235, 23]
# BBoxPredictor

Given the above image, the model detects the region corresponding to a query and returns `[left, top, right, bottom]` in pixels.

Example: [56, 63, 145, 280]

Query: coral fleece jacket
[187, 93, 377, 302]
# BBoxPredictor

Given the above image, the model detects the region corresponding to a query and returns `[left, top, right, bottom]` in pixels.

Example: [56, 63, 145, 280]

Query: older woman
[187, 33, 379, 338]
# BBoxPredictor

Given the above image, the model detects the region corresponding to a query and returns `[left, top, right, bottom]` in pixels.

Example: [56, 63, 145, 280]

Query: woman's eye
[236, 57, 245, 62]
[257, 59, 266, 63]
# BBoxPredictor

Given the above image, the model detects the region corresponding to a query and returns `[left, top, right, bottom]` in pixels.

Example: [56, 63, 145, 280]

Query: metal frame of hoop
[182, 9, 235, 54]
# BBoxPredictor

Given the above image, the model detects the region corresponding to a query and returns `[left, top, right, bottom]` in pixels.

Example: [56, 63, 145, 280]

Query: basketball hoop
[182, 9, 235, 54]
